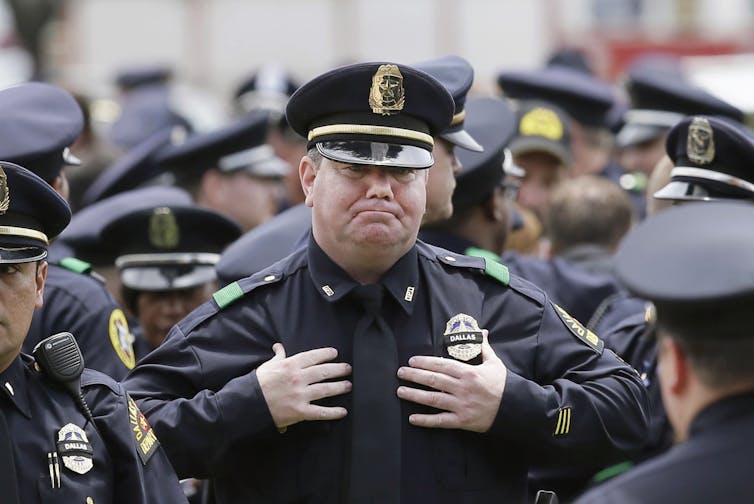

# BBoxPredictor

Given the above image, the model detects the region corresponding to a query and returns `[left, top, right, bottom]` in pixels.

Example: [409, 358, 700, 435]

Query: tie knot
[351, 284, 384, 315]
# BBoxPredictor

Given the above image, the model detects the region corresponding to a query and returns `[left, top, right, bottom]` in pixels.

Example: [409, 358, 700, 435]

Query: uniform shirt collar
[307, 235, 420, 315]
[0, 354, 33, 418]
[690, 390, 754, 438]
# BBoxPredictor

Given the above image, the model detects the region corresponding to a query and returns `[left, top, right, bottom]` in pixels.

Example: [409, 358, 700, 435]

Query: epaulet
[80, 368, 120, 395]
[56, 257, 105, 283]
[433, 248, 510, 286]
[212, 269, 285, 310]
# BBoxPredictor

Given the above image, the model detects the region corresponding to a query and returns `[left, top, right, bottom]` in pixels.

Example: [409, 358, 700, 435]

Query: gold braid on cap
[0, 226, 48, 244]
[308, 124, 433, 147]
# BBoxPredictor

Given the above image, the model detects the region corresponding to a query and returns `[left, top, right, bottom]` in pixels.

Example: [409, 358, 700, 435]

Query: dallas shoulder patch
[109, 309, 135, 369]
[127, 394, 160, 465]
[552, 303, 603, 354]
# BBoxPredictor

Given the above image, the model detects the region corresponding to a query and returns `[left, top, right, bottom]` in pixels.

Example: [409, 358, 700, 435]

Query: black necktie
[348, 284, 401, 503]
[0, 409, 20, 504]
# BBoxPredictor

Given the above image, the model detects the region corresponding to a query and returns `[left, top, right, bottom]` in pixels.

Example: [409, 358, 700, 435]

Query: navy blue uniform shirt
[23, 262, 135, 380]
[0, 354, 186, 503]
[125, 238, 649, 504]
[574, 391, 754, 503]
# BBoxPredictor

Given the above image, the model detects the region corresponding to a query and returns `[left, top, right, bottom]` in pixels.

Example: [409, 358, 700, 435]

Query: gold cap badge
[148, 207, 179, 249]
[0, 166, 9, 215]
[369, 64, 405, 115]
[687, 117, 715, 165]
[520, 107, 564, 141]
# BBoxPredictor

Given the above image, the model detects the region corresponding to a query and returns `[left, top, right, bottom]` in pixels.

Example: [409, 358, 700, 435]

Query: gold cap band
[308, 124, 434, 147]
[0, 225, 49, 245]
[450, 110, 466, 126]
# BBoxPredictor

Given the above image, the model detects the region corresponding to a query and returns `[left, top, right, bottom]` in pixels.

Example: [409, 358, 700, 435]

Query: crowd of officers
[0, 48, 753, 503]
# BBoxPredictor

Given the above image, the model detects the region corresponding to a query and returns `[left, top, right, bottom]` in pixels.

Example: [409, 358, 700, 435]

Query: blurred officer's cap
[617, 69, 744, 149]
[616, 201, 754, 335]
[82, 126, 186, 206]
[414, 55, 483, 152]
[655, 115, 754, 202]
[286, 61, 454, 169]
[497, 66, 616, 129]
[157, 110, 288, 178]
[59, 186, 193, 265]
[234, 64, 300, 116]
[114, 64, 172, 91]
[0, 162, 71, 263]
[509, 99, 572, 166]
[102, 205, 241, 291]
[452, 97, 517, 212]
[0, 82, 83, 182]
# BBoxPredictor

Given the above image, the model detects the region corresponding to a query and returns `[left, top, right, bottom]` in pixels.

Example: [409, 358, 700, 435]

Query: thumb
[270, 342, 287, 361]
[480, 329, 497, 362]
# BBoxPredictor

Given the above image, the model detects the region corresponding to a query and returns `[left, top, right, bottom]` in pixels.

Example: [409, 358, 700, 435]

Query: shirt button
[264, 275, 276, 282]
[86, 498, 94, 504]
[444, 256, 456, 262]
[4, 382, 13, 396]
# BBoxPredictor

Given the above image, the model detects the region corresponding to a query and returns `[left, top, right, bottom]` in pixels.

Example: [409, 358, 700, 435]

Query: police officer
[100, 204, 240, 355]
[575, 201, 754, 503]
[156, 110, 289, 232]
[124, 61, 648, 504]
[0, 161, 187, 503]
[0, 82, 137, 380]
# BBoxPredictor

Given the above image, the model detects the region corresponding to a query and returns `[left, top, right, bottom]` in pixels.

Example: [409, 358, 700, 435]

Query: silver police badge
[443, 313, 483, 363]
[56, 423, 94, 474]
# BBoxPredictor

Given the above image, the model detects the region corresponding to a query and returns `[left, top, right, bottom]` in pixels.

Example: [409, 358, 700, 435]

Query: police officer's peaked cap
[617, 70, 744, 148]
[102, 205, 241, 291]
[234, 65, 300, 114]
[286, 61, 454, 169]
[453, 97, 516, 212]
[655, 115, 754, 201]
[497, 66, 616, 128]
[0, 82, 83, 182]
[413, 55, 483, 152]
[83, 127, 182, 206]
[0, 161, 71, 263]
[509, 99, 572, 166]
[115, 64, 172, 90]
[59, 186, 193, 265]
[157, 110, 286, 177]
[616, 201, 754, 309]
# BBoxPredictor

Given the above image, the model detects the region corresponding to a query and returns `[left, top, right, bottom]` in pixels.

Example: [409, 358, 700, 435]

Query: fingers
[405, 355, 465, 379]
[300, 362, 352, 385]
[270, 342, 287, 360]
[307, 380, 352, 401]
[407, 411, 459, 429]
[300, 404, 348, 422]
[286, 346, 341, 368]
[397, 365, 458, 392]
[396, 385, 457, 411]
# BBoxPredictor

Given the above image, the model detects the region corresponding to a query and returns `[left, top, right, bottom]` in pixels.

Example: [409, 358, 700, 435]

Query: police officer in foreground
[0, 162, 186, 503]
[0, 82, 137, 380]
[575, 201, 754, 503]
[125, 60, 648, 503]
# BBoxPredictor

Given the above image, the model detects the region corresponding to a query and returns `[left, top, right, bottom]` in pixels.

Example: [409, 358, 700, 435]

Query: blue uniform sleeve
[82, 370, 188, 503]
[123, 303, 279, 479]
[486, 296, 649, 467]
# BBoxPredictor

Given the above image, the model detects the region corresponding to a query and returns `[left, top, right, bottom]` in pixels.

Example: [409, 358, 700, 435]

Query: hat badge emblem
[520, 107, 564, 141]
[149, 207, 180, 249]
[687, 117, 715, 165]
[0, 166, 8, 215]
[369, 64, 405, 115]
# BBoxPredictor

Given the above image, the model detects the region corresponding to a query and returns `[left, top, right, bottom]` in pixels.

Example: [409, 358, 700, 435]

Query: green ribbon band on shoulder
[59, 257, 92, 274]
[482, 257, 509, 285]
[212, 281, 244, 309]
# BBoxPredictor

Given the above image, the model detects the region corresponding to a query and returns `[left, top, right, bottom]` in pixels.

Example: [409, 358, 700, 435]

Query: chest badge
[443, 313, 483, 365]
[56, 423, 94, 474]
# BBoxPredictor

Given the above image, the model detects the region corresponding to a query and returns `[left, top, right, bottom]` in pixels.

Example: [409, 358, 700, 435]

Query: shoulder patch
[552, 303, 604, 354]
[483, 257, 509, 285]
[127, 394, 160, 465]
[213, 281, 243, 309]
[108, 309, 135, 369]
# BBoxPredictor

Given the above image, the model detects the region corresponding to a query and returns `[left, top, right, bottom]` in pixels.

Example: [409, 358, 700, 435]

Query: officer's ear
[35, 260, 48, 308]
[300, 156, 318, 208]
